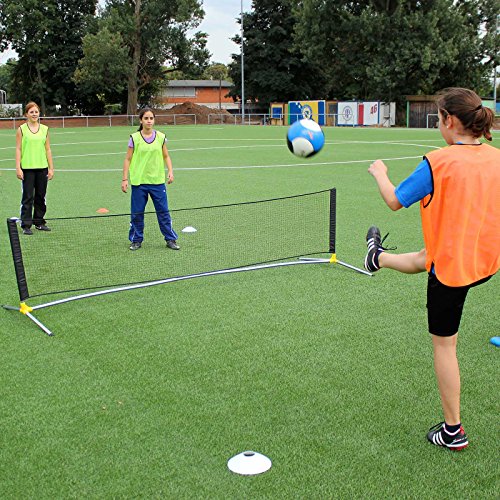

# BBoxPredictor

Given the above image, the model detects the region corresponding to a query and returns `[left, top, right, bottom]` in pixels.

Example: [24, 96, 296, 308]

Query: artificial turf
[0, 124, 498, 498]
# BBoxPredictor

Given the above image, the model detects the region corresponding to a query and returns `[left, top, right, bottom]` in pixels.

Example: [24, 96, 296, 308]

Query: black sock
[444, 422, 461, 435]
[374, 249, 383, 269]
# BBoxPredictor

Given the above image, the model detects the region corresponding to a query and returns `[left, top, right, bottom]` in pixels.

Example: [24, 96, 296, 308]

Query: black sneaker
[129, 242, 142, 251]
[35, 224, 51, 231]
[364, 226, 396, 272]
[166, 240, 180, 250]
[427, 422, 469, 451]
[22, 227, 33, 235]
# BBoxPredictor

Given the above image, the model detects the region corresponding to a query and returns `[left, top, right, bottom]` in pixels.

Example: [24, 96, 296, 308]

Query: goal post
[426, 113, 439, 128]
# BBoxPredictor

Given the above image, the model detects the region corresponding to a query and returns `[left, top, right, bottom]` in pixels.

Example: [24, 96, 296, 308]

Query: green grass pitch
[0, 123, 498, 498]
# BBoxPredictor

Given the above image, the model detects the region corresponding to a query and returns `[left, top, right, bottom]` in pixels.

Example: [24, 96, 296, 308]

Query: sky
[197, 0, 244, 64]
[0, 0, 245, 65]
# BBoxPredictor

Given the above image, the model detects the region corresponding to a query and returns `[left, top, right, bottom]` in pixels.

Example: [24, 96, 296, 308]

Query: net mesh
[13, 189, 332, 299]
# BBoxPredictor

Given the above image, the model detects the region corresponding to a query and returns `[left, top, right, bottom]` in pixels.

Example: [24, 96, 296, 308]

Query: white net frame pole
[298, 257, 372, 276]
[31, 259, 331, 311]
[3, 256, 370, 336]
[25, 312, 53, 336]
[2, 304, 53, 336]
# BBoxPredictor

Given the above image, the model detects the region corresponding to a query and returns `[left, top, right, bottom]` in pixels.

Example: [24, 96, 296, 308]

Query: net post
[6, 217, 29, 301]
[329, 188, 336, 254]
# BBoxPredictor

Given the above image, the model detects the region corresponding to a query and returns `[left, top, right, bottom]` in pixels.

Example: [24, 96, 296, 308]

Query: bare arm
[122, 147, 133, 193]
[45, 133, 54, 180]
[368, 160, 403, 211]
[163, 143, 174, 184]
[15, 128, 23, 180]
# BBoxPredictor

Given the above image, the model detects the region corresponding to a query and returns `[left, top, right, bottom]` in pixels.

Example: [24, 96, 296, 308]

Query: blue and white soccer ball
[286, 119, 325, 158]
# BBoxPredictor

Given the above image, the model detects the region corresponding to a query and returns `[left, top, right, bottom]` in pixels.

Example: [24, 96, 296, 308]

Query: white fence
[208, 114, 271, 125]
[0, 112, 394, 129]
[0, 114, 201, 129]
[0, 113, 278, 129]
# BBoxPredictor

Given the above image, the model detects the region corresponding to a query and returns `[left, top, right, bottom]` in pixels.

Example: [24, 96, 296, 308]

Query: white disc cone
[227, 451, 272, 475]
[181, 226, 197, 233]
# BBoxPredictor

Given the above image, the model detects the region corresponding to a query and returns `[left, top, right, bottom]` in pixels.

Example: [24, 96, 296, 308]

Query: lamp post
[493, 15, 498, 107]
[240, 0, 245, 124]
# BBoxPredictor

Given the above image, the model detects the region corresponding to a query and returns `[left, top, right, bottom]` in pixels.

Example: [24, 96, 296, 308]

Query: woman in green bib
[15, 101, 55, 235]
[122, 108, 179, 251]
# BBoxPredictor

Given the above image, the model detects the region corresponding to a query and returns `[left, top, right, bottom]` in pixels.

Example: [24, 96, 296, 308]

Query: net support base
[298, 254, 372, 276]
[2, 302, 54, 336]
[2, 256, 370, 337]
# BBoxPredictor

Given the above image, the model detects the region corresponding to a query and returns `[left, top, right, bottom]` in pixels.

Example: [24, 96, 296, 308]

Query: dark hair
[436, 88, 494, 141]
[137, 108, 155, 131]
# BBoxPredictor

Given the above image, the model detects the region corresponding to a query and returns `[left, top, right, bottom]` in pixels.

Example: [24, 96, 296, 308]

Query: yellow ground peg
[19, 302, 33, 315]
[329, 253, 337, 264]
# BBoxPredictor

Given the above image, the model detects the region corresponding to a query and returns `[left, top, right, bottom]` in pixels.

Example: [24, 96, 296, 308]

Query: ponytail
[478, 107, 495, 142]
[436, 88, 495, 141]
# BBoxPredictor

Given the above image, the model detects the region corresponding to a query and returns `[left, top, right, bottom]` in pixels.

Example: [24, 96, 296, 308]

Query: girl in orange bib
[365, 88, 499, 451]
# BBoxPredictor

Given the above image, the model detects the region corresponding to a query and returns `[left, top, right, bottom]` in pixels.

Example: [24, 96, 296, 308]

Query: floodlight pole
[240, 0, 245, 125]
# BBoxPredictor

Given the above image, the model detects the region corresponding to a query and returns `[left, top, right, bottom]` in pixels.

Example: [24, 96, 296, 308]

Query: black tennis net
[7, 188, 336, 300]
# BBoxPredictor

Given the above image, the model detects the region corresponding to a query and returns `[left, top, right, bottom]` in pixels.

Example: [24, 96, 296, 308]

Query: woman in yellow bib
[122, 108, 179, 251]
[365, 88, 499, 451]
[15, 102, 55, 235]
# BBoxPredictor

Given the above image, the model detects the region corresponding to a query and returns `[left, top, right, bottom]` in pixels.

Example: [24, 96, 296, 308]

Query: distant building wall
[406, 94, 498, 128]
[157, 80, 236, 109]
[406, 95, 439, 128]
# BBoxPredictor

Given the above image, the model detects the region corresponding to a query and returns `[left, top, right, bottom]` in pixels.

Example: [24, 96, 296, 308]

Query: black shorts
[426, 273, 492, 337]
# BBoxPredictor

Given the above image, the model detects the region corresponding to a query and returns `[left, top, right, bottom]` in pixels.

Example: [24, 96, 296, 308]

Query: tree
[440, 0, 500, 96]
[0, 0, 97, 114]
[228, 0, 328, 105]
[102, 0, 210, 114]
[0, 59, 17, 101]
[294, 0, 499, 103]
[201, 63, 232, 109]
[202, 63, 230, 82]
[73, 27, 130, 113]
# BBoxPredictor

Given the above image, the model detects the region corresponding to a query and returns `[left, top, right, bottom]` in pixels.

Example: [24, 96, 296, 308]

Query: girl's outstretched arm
[368, 160, 402, 211]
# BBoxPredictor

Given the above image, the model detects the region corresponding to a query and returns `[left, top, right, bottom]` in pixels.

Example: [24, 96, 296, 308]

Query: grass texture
[0, 124, 498, 498]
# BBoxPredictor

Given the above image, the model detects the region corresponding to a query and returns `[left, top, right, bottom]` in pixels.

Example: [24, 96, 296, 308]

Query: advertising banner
[337, 102, 358, 126]
[288, 101, 326, 125]
[360, 102, 380, 126]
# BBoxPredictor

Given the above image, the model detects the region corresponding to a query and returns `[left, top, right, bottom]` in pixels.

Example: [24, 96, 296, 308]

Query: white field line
[0, 131, 77, 135]
[0, 138, 446, 150]
[0, 137, 286, 150]
[0, 155, 425, 172]
[0, 143, 287, 158]
[46, 131, 78, 135]
[0, 140, 441, 162]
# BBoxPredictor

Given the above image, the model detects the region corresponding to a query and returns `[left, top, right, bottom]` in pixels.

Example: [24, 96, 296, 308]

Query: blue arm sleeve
[395, 159, 433, 208]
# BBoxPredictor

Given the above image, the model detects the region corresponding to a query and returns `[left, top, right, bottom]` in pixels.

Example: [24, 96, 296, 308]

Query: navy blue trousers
[129, 184, 178, 243]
